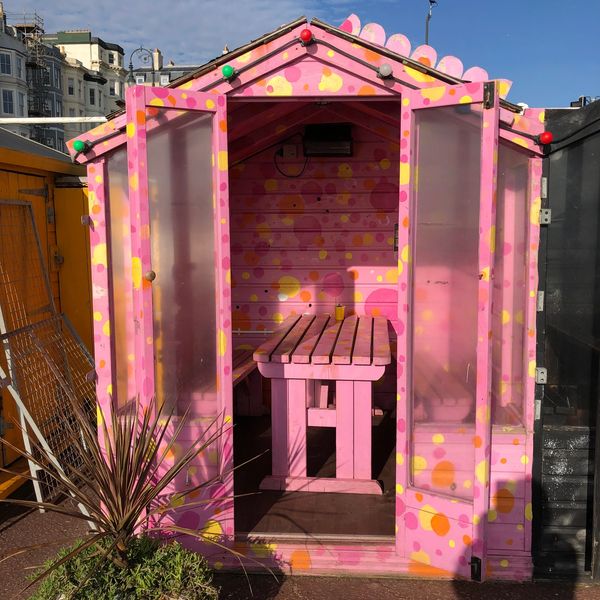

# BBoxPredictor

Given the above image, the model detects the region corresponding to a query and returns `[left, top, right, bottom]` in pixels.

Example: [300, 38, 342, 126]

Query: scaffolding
[10, 11, 52, 144]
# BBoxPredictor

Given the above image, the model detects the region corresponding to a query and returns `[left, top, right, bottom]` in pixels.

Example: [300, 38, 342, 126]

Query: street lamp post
[127, 46, 155, 87]
[425, 0, 438, 45]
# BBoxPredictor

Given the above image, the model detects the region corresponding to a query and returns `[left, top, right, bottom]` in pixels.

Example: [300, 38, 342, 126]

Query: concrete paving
[1, 484, 598, 599]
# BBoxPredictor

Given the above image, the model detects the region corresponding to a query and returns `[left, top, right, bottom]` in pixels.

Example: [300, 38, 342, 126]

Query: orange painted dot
[506, 539, 513, 545]
[431, 513, 450, 536]
[300, 290, 311, 302]
[431, 460, 455, 489]
[290, 549, 311, 570]
[309, 271, 320, 282]
[403, 130, 410, 137]
[99, 359, 106, 369]
[473, 435, 482, 448]
[352, 234, 363, 247]
[493, 488, 515, 513]
[463, 535, 472, 546]
[449, 88, 456, 95]
[348, 269, 359, 281]
[500, 458, 507, 464]
[219, 120, 227, 132]
[415, 492, 423, 502]
[512, 438, 520, 445]
[402, 216, 409, 228]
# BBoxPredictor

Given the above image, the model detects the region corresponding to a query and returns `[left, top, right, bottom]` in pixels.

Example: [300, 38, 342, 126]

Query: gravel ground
[1, 484, 598, 599]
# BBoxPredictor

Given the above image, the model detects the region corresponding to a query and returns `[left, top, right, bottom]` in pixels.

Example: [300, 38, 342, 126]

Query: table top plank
[271, 314, 315, 363]
[311, 319, 344, 364]
[332, 315, 359, 365]
[352, 317, 373, 365]
[253, 314, 301, 363]
[291, 314, 332, 364]
[372, 317, 392, 365]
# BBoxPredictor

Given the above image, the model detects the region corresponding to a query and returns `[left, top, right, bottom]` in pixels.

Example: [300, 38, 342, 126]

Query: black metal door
[534, 100, 600, 579]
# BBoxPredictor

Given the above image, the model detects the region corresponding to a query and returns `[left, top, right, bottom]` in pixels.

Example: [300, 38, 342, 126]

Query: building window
[135, 74, 145, 85]
[160, 73, 170, 86]
[56, 98, 62, 116]
[98, 92, 102, 107]
[109, 81, 115, 96]
[108, 53, 114, 64]
[55, 66, 61, 88]
[114, 81, 120, 96]
[17, 92, 24, 116]
[16, 56, 22, 79]
[69, 107, 75, 117]
[89, 88, 95, 105]
[0, 52, 11, 75]
[78, 80, 82, 98]
[2, 90, 14, 114]
[68, 77, 74, 95]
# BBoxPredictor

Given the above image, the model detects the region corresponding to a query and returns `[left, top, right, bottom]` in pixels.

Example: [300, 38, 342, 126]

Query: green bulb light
[73, 139, 87, 152]
[221, 64, 235, 79]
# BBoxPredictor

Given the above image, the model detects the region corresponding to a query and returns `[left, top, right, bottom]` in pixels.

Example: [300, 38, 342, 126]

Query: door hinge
[0, 415, 15, 436]
[541, 177, 548, 199]
[539, 208, 552, 225]
[470, 556, 482, 581]
[535, 367, 548, 384]
[536, 291, 545, 312]
[19, 186, 48, 199]
[535, 398, 542, 421]
[483, 82, 495, 109]
[393, 223, 399, 253]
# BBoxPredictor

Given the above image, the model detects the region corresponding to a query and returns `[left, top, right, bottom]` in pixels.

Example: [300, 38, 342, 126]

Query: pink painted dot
[224, 366, 231, 375]
[413, 541, 421, 551]
[435, 549, 442, 556]
[405, 512, 418, 530]
[400, 154, 408, 162]
[186, 97, 197, 108]
[222, 234, 229, 243]
[399, 190, 408, 202]
[397, 418, 406, 432]
[433, 447, 446, 459]
[222, 257, 230, 270]
[218, 96, 225, 106]
[423, 98, 431, 106]
[220, 182, 227, 191]
[284, 66, 302, 82]
[396, 498, 406, 515]
[458, 514, 470, 529]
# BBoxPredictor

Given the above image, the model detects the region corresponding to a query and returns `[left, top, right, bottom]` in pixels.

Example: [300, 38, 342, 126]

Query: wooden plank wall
[229, 106, 400, 364]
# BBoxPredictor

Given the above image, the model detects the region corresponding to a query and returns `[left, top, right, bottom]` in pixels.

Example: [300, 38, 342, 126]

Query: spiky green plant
[0, 397, 252, 598]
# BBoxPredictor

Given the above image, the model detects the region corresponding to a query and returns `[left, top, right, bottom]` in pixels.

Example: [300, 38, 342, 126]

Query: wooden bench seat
[413, 359, 473, 422]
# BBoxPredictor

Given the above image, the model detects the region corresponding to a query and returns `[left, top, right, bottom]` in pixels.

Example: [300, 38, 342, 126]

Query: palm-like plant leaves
[0, 397, 266, 598]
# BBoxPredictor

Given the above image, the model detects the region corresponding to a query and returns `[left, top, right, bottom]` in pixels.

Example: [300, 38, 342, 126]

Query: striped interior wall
[228, 104, 401, 365]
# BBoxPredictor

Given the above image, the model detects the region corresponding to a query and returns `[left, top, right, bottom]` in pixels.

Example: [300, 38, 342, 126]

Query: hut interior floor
[233, 412, 396, 540]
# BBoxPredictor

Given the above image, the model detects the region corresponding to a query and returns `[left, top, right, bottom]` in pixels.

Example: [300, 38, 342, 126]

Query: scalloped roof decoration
[340, 14, 512, 99]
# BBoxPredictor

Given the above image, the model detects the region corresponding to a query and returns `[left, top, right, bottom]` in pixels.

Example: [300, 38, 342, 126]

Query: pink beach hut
[68, 14, 548, 581]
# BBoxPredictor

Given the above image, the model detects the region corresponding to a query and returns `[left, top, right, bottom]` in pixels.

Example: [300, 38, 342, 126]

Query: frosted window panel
[107, 148, 135, 407]
[492, 144, 529, 425]
[410, 104, 482, 500]
[146, 109, 217, 415]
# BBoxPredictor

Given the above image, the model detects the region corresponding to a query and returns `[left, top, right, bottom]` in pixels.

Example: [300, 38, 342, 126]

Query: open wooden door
[400, 82, 500, 579]
[124, 85, 231, 416]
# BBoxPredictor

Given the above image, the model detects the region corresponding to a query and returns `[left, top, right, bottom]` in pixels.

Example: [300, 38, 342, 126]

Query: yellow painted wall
[0, 153, 89, 482]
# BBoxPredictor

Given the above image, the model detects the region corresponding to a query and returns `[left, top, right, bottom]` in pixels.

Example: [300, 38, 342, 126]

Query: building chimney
[152, 48, 163, 71]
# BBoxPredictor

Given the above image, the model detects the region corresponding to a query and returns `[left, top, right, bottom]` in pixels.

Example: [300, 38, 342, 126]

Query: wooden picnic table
[253, 313, 391, 495]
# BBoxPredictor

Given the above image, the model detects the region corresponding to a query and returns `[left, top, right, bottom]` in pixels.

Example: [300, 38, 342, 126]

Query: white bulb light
[378, 63, 393, 78]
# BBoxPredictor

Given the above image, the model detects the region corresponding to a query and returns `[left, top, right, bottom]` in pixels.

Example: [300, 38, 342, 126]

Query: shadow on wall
[449, 477, 577, 598]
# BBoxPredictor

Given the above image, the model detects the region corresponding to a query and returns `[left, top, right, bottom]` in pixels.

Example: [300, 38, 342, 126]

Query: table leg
[287, 379, 307, 478]
[336, 380, 354, 479]
[353, 381, 372, 480]
[270, 379, 288, 478]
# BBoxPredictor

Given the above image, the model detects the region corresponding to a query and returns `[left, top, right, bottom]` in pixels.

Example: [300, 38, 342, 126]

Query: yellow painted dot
[528, 360, 536, 378]
[463, 479, 472, 489]
[242, 272, 250, 280]
[354, 291, 363, 302]
[273, 312, 284, 324]
[517, 524, 524, 531]
[473, 514, 480, 525]
[449, 539, 456, 548]
[459, 95, 473, 104]
[218, 329, 227, 357]
[218, 151, 228, 171]
[401, 244, 410, 263]
[266, 75, 293, 96]
[475, 459, 489, 484]
[402, 97, 410, 106]
[250, 294, 258, 301]
[149, 97, 165, 107]
[319, 250, 328, 260]
[126, 122, 135, 138]
[376, 275, 383, 282]
[521, 455, 529, 465]
[432, 434, 444, 444]
[327, 49, 335, 58]
[396, 483, 404, 495]
[502, 310, 511, 325]
[102, 320, 110, 336]
[214, 561, 223, 570]
[340, 214, 349, 223]
[380, 158, 391, 170]
[396, 452, 404, 465]
[345, 252, 353, 259]
[525, 503, 533, 521]
[93, 311, 102, 322]
[500, 559, 509, 568]
[412, 456, 427, 475]
[488, 509, 498, 522]
[205, 99, 215, 109]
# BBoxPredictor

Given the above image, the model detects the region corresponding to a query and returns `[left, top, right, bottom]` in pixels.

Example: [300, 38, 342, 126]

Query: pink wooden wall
[69, 13, 547, 582]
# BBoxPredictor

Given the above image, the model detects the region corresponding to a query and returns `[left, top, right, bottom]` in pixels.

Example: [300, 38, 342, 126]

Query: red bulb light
[299, 28, 313, 43]
[539, 131, 553, 145]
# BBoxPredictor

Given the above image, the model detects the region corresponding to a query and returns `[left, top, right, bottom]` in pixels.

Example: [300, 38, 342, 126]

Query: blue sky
[10, 0, 600, 107]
